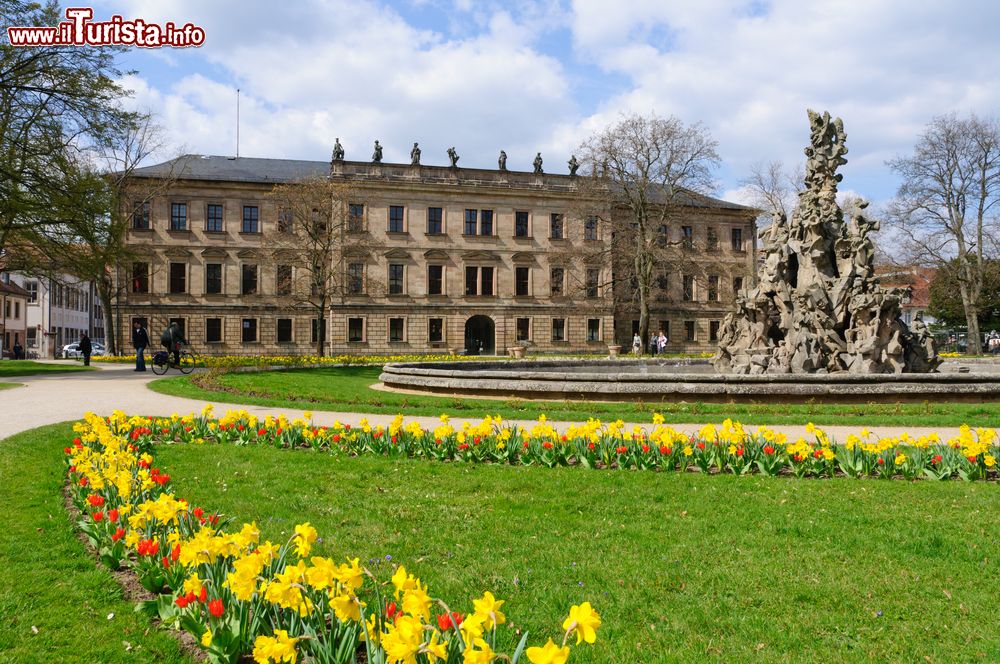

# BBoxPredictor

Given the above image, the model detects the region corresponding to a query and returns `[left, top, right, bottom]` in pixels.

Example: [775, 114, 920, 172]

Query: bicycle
[151, 345, 197, 375]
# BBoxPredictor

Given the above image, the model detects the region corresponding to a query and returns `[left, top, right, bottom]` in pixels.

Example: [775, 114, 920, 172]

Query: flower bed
[66, 409, 601, 663]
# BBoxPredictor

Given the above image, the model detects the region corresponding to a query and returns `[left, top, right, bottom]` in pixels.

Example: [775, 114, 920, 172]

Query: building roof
[0, 280, 30, 297]
[130, 154, 756, 213]
[877, 266, 936, 308]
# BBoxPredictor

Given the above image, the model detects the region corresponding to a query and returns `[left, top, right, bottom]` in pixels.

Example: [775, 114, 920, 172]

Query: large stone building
[119, 154, 756, 356]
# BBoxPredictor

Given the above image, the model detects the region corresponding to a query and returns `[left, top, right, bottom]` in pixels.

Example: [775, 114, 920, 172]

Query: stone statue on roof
[533, 152, 543, 174]
[410, 142, 421, 166]
[331, 138, 344, 161]
[372, 140, 382, 163]
[498, 150, 507, 171]
[447, 147, 459, 167]
[568, 155, 579, 176]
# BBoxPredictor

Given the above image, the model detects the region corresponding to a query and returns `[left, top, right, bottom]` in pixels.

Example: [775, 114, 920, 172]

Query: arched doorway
[464, 315, 495, 355]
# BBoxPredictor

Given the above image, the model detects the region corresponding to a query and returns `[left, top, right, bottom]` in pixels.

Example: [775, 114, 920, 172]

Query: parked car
[61, 342, 106, 359]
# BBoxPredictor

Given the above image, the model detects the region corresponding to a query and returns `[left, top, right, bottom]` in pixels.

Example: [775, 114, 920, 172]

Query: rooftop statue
[447, 147, 459, 168]
[533, 152, 543, 174]
[498, 150, 507, 171]
[713, 110, 940, 374]
[372, 140, 382, 163]
[568, 155, 579, 176]
[410, 142, 421, 166]
[331, 138, 344, 161]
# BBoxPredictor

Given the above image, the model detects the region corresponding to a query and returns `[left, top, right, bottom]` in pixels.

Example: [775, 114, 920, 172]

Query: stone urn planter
[607, 344, 622, 358]
[510, 346, 526, 359]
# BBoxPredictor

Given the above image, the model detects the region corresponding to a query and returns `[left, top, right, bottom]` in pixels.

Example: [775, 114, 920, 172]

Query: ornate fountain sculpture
[714, 110, 940, 374]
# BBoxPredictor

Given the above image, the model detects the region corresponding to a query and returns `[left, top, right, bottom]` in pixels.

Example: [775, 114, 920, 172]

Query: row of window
[3, 299, 21, 320]
[133, 202, 262, 234]
[632, 319, 721, 343]
[651, 225, 745, 251]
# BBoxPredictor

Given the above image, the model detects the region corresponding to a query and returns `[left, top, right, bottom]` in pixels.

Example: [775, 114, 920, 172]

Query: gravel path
[0, 361, 985, 442]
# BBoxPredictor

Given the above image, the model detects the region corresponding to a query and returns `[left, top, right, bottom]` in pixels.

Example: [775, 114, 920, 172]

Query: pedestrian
[79, 332, 93, 366]
[657, 330, 668, 355]
[160, 321, 187, 367]
[632, 332, 642, 357]
[132, 320, 149, 372]
[648, 332, 657, 356]
[12, 341, 23, 360]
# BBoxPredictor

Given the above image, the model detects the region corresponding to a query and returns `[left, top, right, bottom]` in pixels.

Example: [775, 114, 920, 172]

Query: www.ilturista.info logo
[6, 7, 205, 48]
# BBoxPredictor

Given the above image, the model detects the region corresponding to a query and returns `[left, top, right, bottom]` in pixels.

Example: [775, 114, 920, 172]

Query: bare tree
[574, 112, 721, 343]
[266, 177, 376, 355]
[740, 160, 800, 221]
[886, 113, 1000, 354]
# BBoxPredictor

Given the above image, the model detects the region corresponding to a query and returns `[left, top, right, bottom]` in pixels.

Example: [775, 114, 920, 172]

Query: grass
[0, 360, 93, 377]
[149, 366, 1000, 427]
[154, 441, 1000, 662]
[0, 424, 190, 664]
[0, 382, 20, 391]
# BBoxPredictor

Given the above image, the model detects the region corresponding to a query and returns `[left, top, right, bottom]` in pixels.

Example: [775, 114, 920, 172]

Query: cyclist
[160, 322, 188, 367]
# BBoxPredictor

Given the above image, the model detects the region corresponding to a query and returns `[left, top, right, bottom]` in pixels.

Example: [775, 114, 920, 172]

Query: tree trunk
[315, 299, 327, 356]
[963, 300, 983, 354]
[98, 279, 117, 355]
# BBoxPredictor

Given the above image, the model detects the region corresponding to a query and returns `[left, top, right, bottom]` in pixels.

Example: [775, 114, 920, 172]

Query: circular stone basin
[379, 358, 1000, 403]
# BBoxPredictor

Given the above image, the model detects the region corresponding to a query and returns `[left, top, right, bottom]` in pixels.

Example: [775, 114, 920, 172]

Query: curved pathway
[0, 361, 985, 442]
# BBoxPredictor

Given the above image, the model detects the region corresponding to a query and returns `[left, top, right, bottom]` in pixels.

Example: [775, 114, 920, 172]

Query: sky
[91, 0, 1000, 207]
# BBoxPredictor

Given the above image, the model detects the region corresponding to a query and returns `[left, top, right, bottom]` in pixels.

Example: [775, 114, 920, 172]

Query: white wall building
[5, 272, 104, 358]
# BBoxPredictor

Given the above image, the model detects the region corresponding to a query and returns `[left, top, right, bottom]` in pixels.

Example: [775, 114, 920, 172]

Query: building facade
[0, 278, 29, 357]
[119, 155, 756, 356]
[2, 272, 105, 357]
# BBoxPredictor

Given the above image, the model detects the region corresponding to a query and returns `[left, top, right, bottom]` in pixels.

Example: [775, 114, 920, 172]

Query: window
[516, 317, 530, 341]
[585, 216, 598, 240]
[586, 268, 600, 298]
[241, 318, 257, 343]
[206, 318, 223, 343]
[682, 275, 694, 302]
[170, 203, 187, 231]
[310, 318, 321, 344]
[731, 227, 744, 251]
[277, 318, 293, 343]
[388, 205, 404, 232]
[242, 206, 259, 233]
[27, 328, 36, 347]
[587, 318, 601, 342]
[480, 210, 494, 236]
[241, 264, 258, 295]
[708, 275, 719, 302]
[277, 208, 293, 233]
[427, 265, 443, 295]
[710, 320, 720, 342]
[465, 266, 478, 296]
[14, 302, 19, 318]
[427, 207, 443, 234]
[681, 225, 693, 248]
[205, 263, 223, 295]
[515, 267, 530, 296]
[414, 318, 436, 345]
[133, 202, 150, 230]
[206, 204, 224, 232]
[25, 281, 38, 303]
[464, 209, 478, 235]
[707, 227, 719, 250]
[169, 263, 186, 294]
[348, 203, 364, 232]
[168, 317, 186, 339]
[656, 224, 669, 247]
[733, 276, 744, 299]
[388, 317, 405, 342]
[347, 263, 364, 294]
[685, 320, 696, 342]
[656, 271, 669, 293]
[550, 267, 564, 296]
[388, 264, 404, 295]
[348, 317, 365, 342]
[552, 318, 565, 342]
[550, 213, 564, 239]
[276, 264, 292, 295]
[515, 211, 529, 237]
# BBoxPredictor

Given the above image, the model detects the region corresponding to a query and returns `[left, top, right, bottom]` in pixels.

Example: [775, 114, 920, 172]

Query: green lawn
[0, 360, 93, 377]
[150, 366, 1000, 427]
[155, 441, 1000, 662]
[0, 382, 20, 391]
[0, 424, 190, 664]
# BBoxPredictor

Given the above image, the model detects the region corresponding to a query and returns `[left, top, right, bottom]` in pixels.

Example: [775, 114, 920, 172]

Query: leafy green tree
[928, 259, 1000, 331]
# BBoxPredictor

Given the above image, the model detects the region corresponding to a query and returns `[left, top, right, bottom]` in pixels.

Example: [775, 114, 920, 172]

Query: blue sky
[92, 0, 1000, 206]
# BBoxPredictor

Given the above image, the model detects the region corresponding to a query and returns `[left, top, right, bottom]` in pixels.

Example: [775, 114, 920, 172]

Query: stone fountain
[713, 110, 940, 374]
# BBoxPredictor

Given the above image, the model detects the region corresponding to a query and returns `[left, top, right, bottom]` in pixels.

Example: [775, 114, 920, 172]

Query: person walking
[657, 330, 668, 355]
[132, 320, 149, 372]
[79, 332, 93, 366]
[632, 332, 642, 357]
[160, 321, 187, 367]
[648, 332, 657, 356]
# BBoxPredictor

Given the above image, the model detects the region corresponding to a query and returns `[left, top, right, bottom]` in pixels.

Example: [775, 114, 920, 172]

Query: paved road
[0, 361, 986, 442]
